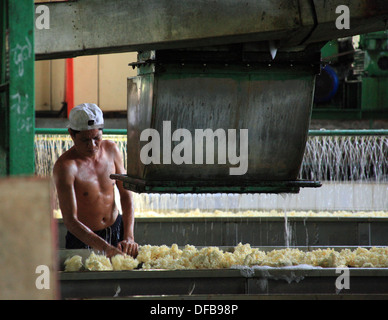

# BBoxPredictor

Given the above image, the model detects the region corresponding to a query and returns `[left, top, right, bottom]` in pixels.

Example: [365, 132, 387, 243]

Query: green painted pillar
[0, 0, 8, 176]
[1, 0, 35, 176]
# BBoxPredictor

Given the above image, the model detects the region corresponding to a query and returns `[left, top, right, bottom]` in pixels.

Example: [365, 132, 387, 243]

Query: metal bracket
[111, 174, 321, 194]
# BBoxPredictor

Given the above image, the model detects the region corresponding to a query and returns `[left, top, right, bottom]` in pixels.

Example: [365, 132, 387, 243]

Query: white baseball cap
[68, 103, 104, 131]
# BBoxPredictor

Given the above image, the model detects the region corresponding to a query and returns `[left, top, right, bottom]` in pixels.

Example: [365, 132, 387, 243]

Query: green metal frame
[35, 128, 128, 135]
[313, 32, 388, 120]
[35, 128, 388, 136]
[1, 0, 35, 176]
[308, 129, 388, 136]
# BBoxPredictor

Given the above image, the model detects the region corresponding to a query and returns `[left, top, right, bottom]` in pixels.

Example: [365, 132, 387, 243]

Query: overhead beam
[35, 0, 308, 60]
[35, 0, 388, 60]
[309, 0, 388, 44]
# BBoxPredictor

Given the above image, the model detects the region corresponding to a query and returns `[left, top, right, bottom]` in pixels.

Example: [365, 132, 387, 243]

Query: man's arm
[53, 159, 122, 257]
[111, 142, 138, 257]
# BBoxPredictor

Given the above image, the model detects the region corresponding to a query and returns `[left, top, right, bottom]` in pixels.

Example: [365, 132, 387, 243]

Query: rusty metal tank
[112, 47, 322, 193]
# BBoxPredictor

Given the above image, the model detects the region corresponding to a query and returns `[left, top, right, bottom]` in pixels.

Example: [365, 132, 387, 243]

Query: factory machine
[18, 0, 388, 299]
[313, 31, 388, 119]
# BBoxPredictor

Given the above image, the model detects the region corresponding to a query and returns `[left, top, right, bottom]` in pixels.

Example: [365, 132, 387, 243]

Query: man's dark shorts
[65, 214, 124, 249]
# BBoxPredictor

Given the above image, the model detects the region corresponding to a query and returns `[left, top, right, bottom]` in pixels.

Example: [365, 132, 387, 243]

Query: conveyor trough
[59, 248, 388, 299]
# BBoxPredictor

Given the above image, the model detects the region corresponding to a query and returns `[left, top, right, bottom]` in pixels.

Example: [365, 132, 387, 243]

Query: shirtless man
[53, 103, 138, 258]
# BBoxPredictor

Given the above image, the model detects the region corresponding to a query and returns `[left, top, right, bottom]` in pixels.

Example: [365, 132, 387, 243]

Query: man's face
[71, 129, 103, 157]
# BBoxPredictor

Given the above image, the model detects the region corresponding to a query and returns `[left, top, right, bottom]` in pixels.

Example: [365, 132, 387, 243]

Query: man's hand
[105, 245, 125, 259]
[118, 239, 139, 257]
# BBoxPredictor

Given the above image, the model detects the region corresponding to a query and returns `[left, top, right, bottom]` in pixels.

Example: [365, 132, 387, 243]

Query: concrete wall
[35, 53, 137, 112]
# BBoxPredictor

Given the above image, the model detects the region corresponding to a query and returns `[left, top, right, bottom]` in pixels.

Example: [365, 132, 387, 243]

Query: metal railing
[35, 128, 388, 136]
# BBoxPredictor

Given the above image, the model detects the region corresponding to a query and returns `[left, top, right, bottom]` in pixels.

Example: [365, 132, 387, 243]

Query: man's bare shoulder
[101, 139, 125, 172]
[101, 139, 119, 149]
[101, 139, 121, 155]
[53, 148, 78, 179]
